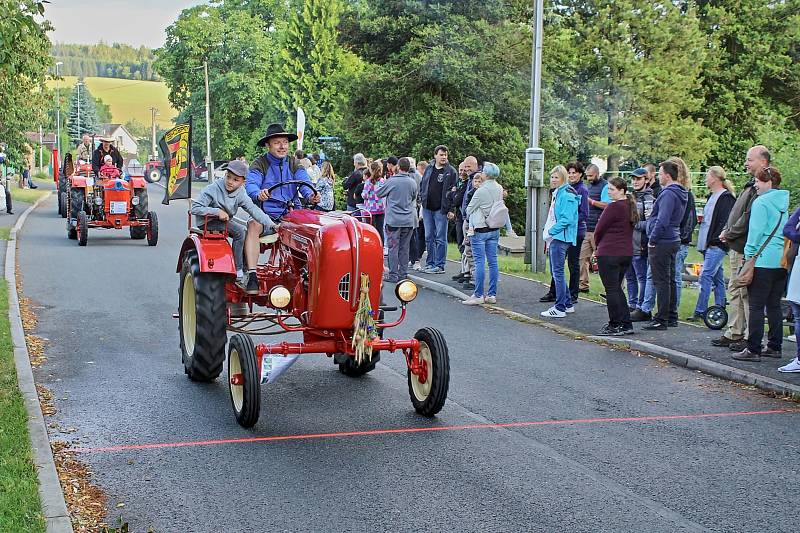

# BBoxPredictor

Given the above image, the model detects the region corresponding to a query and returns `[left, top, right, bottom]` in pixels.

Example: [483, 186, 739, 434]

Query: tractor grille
[338, 273, 350, 302]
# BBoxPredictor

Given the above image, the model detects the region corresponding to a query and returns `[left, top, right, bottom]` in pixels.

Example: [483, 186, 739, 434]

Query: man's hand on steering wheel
[258, 189, 271, 202]
[308, 192, 321, 205]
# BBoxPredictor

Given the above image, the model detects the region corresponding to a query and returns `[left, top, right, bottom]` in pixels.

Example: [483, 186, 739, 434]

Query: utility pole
[149, 107, 159, 156]
[524, 0, 548, 272]
[55, 62, 63, 155]
[204, 61, 213, 179]
[38, 126, 43, 172]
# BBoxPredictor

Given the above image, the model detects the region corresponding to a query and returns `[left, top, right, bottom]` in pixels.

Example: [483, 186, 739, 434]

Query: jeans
[548, 234, 582, 301]
[650, 242, 680, 323]
[385, 226, 413, 281]
[694, 246, 727, 315]
[626, 256, 648, 309]
[598, 255, 633, 328]
[674, 244, 689, 309]
[471, 230, 499, 298]
[422, 208, 448, 269]
[640, 264, 656, 313]
[549, 239, 571, 312]
[791, 302, 800, 358]
[747, 267, 787, 354]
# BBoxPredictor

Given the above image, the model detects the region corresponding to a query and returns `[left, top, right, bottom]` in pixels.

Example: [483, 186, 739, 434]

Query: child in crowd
[191, 159, 276, 287]
[465, 172, 485, 237]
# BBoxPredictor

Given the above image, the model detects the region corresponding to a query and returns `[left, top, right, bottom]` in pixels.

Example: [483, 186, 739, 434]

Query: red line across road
[70, 408, 799, 454]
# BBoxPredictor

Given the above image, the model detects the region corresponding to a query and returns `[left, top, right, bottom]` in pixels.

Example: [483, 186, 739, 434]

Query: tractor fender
[177, 234, 236, 275]
[130, 177, 147, 189]
[69, 176, 91, 188]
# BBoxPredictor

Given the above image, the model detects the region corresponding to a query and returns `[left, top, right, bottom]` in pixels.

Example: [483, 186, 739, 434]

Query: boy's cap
[224, 159, 249, 177]
[631, 167, 647, 177]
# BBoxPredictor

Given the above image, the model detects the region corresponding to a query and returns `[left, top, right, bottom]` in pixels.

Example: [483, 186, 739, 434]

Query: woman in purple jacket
[594, 177, 639, 336]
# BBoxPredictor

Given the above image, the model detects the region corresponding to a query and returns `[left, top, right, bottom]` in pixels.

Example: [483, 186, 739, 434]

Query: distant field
[46, 76, 177, 128]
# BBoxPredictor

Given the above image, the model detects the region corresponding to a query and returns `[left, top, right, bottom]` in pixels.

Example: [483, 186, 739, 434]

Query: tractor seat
[260, 233, 279, 245]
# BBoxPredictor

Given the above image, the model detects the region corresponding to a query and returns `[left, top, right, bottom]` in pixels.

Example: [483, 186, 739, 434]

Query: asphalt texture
[415, 259, 800, 391]
[19, 191, 800, 532]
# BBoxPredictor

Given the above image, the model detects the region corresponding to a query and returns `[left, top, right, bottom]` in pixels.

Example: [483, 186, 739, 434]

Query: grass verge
[0, 283, 46, 532]
[12, 187, 49, 205]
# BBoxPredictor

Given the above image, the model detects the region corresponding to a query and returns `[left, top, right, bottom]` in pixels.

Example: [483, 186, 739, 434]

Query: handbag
[780, 219, 800, 270]
[731, 215, 785, 288]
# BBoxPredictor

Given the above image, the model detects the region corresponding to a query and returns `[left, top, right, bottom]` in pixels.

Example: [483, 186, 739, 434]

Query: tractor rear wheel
[408, 327, 449, 417]
[146, 211, 158, 246]
[227, 333, 260, 428]
[146, 167, 162, 183]
[77, 212, 88, 246]
[129, 188, 148, 239]
[179, 250, 227, 382]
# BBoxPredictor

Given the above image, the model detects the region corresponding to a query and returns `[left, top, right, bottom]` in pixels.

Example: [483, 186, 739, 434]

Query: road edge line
[411, 274, 800, 400]
[6, 192, 74, 533]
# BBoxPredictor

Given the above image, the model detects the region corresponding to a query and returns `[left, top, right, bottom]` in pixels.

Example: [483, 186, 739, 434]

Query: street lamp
[55, 61, 63, 155]
[76, 80, 84, 139]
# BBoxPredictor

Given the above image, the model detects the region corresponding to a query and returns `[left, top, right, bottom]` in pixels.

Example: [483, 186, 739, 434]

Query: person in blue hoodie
[541, 165, 579, 318]
[643, 160, 688, 330]
[732, 166, 790, 361]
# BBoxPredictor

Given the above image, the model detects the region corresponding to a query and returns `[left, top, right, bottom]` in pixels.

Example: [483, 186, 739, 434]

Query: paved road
[20, 189, 800, 532]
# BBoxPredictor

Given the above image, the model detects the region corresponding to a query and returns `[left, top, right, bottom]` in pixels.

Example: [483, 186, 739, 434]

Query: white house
[98, 124, 138, 155]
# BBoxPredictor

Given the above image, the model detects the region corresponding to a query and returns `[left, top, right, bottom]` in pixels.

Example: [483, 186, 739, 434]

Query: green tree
[0, 1, 53, 160]
[67, 80, 100, 144]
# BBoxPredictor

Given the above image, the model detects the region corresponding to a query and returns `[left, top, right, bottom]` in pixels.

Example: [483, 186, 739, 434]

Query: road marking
[71, 408, 798, 453]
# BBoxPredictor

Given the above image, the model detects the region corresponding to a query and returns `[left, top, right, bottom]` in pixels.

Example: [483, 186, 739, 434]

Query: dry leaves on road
[52, 441, 110, 533]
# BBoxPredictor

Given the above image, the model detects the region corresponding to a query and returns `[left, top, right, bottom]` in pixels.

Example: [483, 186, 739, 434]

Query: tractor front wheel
[129, 188, 149, 239]
[146, 167, 162, 183]
[146, 211, 158, 246]
[228, 333, 260, 428]
[59, 192, 67, 218]
[338, 309, 384, 377]
[179, 250, 227, 382]
[77, 211, 88, 246]
[67, 188, 82, 240]
[408, 327, 449, 417]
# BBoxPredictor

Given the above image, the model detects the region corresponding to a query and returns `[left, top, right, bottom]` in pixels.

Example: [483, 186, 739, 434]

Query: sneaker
[778, 357, 800, 373]
[711, 335, 739, 347]
[642, 320, 667, 331]
[462, 295, 484, 306]
[412, 261, 422, 271]
[432, 267, 446, 274]
[630, 309, 652, 322]
[539, 293, 556, 303]
[685, 313, 704, 322]
[383, 274, 399, 283]
[621, 326, 635, 335]
[540, 306, 566, 318]
[462, 281, 476, 291]
[565, 306, 575, 314]
[484, 295, 497, 304]
[667, 321, 679, 328]
[761, 347, 782, 359]
[732, 348, 761, 362]
[421, 265, 439, 274]
[452, 272, 468, 281]
[243, 271, 259, 295]
[729, 340, 748, 352]
[597, 323, 624, 336]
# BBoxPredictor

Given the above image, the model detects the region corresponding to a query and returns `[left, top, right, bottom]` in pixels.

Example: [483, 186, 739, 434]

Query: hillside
[47, 76, 177, 129]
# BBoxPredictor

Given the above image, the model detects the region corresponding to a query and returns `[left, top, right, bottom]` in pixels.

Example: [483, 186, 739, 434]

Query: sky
[45, 0, 203, 49]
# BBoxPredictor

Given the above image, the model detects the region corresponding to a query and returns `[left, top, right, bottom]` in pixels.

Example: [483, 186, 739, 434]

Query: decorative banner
[159, 117, 193, 205]
[296, 107, 306, 151]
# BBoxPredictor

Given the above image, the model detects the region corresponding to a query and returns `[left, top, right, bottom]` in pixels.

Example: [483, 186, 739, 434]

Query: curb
[410, 274, 800, 400]
[6, 192, 74, 533]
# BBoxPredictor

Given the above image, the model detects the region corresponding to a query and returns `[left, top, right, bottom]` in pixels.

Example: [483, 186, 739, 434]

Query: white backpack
[485, 197, 509, 229]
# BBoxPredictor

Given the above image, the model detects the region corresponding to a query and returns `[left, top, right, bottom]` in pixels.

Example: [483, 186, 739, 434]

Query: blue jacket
[572, 180, 589, 237]
[646, 183, 688, 245]
[549, 183, 579, 245]
[245, 153, 314, 220]
[745, 189, 789, 268]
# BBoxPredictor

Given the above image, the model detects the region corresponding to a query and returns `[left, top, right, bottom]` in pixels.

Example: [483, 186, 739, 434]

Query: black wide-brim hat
[257, 123, 298, 146]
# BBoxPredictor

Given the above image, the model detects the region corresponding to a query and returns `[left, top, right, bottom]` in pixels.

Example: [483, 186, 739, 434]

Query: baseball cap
[631, 167, 647, 178]
[225, 159, 249, 177]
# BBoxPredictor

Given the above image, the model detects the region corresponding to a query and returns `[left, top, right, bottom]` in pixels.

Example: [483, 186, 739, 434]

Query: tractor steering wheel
[266, 179, 320, 209]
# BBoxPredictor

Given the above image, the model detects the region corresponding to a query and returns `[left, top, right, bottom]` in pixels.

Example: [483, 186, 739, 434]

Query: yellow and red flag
[159, 118, 193, 204]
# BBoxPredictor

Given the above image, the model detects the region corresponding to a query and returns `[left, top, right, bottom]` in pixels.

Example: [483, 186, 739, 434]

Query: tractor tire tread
[409, 326, 449, 417]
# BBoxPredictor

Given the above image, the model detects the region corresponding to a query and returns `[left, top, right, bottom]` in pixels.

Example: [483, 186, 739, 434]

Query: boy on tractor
[191, 159, 277, 286]
[243, 123, 321, 292]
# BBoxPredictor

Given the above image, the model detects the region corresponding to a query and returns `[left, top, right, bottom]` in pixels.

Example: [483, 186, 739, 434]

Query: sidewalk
[410, 258, 800, 397]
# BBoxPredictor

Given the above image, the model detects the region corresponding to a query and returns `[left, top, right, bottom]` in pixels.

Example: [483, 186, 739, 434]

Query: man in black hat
[92, 136, 123, 176]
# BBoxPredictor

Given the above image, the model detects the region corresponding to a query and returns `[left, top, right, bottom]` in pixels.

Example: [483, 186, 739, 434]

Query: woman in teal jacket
[733, 166, 789, 361]
[541, 165, 579, 318]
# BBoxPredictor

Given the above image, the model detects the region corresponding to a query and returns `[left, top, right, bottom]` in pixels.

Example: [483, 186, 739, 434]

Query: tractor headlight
[269, 285, 291, 309]
[395, 280, 418, 303]
[94, 197, 102, 205]
[131, 197, 139, 206]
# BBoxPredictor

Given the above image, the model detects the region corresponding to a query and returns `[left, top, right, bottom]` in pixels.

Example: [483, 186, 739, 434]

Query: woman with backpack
[463, 162, 504, 305]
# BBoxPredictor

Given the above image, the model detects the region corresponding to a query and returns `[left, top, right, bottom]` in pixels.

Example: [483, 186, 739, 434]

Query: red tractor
[144, 156, 164, 183]
[176, 181, 450, 428]
[65, 162, 158, 246]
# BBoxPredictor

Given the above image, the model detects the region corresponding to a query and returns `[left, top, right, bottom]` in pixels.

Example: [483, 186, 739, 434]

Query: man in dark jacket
[688, 168, 736, 321]
[712, 145, 769, 349]
[91, 137, 123, 176]
[343, 153, 367, 210]
[450, 156, 479, 285]
[579, 164, 609, 291]
[643, 160, 688, 330]
[419, 145, 457, 273]
[675, 186, 697, 310]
